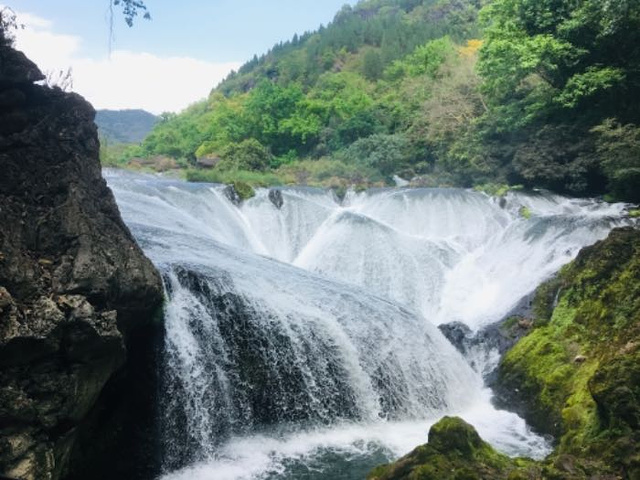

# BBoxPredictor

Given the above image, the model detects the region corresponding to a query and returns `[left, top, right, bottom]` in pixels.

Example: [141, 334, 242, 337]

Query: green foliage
[557, 67, 625, 109]
[363, 49, 384, 81]
[337, 133, 412, 176]
[124, 0, 484, 182]
[385, 36, 455, 80]
[243, 80, 312, 155]
[478, 0, 640, 112]
[112, 0, 150, 27]
[591, 119, 640, 203]
[217, 139, 273, 172]
[277, 158, 385, 187]
[463, 0, 640, 198]
[123, 0, 639, 203]
[99, 140, 134, 168]
[185, 168, 286, 188]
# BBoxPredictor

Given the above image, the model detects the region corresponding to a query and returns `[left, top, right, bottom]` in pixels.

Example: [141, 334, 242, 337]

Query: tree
[217, 139, 273, 172]
[363, 50, 384, 81]
[591, 119, 640, 202]
[112, 0, 151, 27]
[338, 133, 412, 176]
[478, 0, 640, 119]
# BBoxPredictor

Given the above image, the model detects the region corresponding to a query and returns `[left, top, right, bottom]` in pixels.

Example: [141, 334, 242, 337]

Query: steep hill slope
[120, 0, 639, 203]
[118, 0, 483, 185]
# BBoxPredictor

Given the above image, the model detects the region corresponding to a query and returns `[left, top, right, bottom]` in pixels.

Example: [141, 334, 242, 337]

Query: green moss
[498, 227, 640, 473]
[232, 181, 255, 201]
[628, 209, 640, 218]
[518, 206, 532, 219]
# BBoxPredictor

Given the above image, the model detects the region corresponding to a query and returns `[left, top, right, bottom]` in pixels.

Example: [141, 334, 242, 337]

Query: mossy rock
[518, 206, 532, 219]
[232, 181, 255, 201]
[368, 417, 533, 480]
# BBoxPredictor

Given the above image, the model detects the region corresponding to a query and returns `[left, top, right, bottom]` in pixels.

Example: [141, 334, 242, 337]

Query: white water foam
[104, 170, 630, 479]
[162, 390, 548, 480]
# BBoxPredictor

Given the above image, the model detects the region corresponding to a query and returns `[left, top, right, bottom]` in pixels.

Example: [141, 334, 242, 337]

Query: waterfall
[105, 170, 631, 480]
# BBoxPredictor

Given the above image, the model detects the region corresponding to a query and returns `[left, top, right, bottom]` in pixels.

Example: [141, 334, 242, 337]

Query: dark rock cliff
[0, 42, 164, 479]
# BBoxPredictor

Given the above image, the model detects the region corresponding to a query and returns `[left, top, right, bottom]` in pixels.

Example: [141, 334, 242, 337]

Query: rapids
[105, 170, 630, 480]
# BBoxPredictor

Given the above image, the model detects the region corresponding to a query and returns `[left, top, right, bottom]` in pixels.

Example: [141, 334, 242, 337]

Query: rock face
[0, 41, 163, 479]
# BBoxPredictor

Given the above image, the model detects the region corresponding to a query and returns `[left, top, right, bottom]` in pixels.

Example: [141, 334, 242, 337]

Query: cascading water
[105, 170, 631, 480]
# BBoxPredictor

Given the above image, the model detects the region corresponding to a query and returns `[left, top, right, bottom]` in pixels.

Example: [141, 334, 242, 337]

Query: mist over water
[106, 170, 630, 480]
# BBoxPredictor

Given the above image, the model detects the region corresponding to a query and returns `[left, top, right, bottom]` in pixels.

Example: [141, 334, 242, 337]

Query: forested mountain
[96, 109, 158, 144]
[118, 0, 640, 203]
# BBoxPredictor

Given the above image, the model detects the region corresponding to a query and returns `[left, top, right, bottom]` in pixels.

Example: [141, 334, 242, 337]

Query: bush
[184, 168, 288, 187]
[337, 133, 412, 176]
[217, 138, 273, 172]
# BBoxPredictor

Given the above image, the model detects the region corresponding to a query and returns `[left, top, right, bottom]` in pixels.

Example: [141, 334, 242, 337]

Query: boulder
[268, 189, 284, 209]
[368, 417, 528, 480]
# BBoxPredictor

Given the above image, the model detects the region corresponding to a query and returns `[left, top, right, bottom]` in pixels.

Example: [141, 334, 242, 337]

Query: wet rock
[223, 184, 241, 206]
[268, 189, 284, 209]
[573, 355, 586, 364]
[0, 46, 44, 86]
[438, 322, 471, 353]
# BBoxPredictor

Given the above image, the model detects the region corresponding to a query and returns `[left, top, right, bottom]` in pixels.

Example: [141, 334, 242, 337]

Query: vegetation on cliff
[111, 0, 639, 202]
[497, 227, 640, 477]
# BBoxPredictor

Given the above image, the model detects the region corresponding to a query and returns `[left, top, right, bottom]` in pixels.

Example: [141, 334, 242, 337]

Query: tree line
[114, 0, 640, 202]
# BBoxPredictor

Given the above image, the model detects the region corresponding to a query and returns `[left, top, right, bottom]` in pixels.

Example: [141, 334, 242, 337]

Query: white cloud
[11, 10, 240, 114]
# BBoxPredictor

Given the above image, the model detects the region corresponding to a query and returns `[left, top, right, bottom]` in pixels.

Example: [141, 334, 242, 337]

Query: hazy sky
[8, 1, 356, 113]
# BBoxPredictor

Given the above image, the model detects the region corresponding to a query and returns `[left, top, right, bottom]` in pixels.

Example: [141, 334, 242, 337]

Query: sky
[7, 0, 357, 113]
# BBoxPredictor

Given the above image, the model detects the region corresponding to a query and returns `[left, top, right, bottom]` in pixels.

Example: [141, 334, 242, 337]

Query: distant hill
[96, 109, 159, 144]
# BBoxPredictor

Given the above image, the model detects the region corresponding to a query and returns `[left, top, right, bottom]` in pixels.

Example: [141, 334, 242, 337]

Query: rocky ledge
[0, 40, 163, 478]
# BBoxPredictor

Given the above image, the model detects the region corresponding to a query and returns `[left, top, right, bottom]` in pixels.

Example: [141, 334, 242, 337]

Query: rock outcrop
[0, 40, 163, 479]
